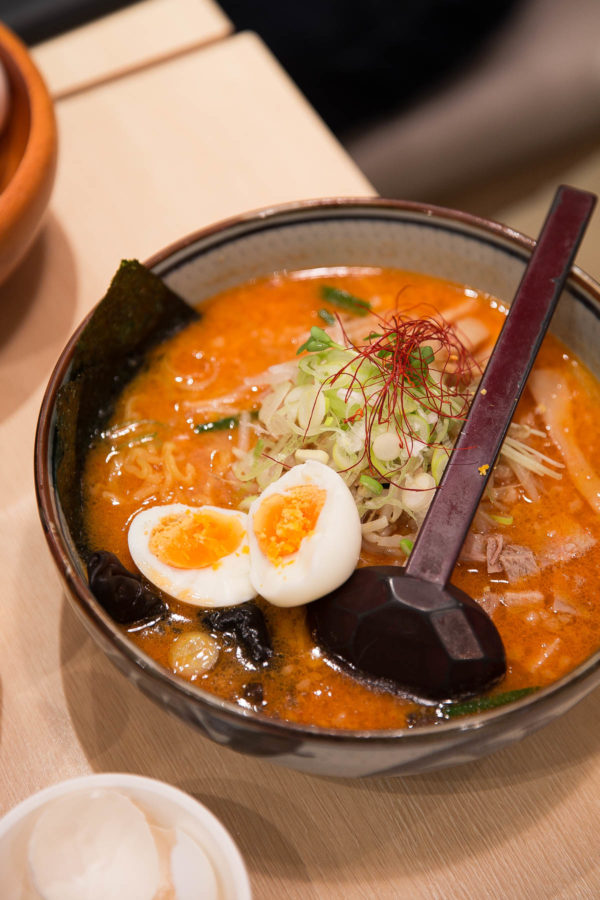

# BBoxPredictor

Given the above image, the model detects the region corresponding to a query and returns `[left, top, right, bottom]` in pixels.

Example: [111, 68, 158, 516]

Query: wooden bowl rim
[0, 22, 57, 240]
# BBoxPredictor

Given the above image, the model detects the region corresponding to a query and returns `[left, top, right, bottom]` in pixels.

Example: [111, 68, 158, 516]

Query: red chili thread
[304, 309, 481, 484]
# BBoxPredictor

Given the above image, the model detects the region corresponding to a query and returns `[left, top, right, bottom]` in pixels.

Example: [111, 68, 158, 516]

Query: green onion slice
[318, 308, 336, 325]
[441, 687, 537, 718]
[399, 538, 414, 556]
[360, 474, 383, 495]
[194, 415, 239, 433]
[490, 514, 514, 526]
[320, 285, 372, 317]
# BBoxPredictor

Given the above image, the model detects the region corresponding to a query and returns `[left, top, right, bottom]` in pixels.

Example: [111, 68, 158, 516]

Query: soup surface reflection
[83, 268, 600, 729]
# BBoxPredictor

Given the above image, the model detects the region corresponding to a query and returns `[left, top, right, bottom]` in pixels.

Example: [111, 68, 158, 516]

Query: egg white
[247, 460, 362, 607]
[128, 503, 255, 608]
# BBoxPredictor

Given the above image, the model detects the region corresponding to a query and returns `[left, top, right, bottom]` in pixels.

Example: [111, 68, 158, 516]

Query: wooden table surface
[1, 4, 600, 897]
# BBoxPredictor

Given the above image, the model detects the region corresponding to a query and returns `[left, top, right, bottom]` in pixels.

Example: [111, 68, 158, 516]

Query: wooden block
[31, 0, 232, 99]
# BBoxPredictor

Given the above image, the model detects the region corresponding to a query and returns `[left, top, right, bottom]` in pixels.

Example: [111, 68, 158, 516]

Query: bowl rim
[35, 195, 600, 746]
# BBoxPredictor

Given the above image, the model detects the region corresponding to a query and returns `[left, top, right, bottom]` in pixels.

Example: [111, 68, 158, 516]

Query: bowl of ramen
[35, 198, 600, 778]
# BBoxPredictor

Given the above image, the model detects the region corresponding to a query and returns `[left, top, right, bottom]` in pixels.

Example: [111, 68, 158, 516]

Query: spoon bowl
[308, 567, 505, 700]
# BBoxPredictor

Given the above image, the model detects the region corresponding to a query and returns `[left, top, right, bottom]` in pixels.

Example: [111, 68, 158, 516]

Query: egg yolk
[148, 510, 244, 569]
[253, 485, 326, 564]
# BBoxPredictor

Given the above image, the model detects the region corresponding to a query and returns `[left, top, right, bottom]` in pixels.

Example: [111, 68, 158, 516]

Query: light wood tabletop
[31, 0, 232, 99]
[1, 4, 600, 898]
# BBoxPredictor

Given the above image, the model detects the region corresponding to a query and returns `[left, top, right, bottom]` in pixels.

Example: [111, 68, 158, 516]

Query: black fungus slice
[203, 603, 273, 666]
[242, 682, 265, 706]
[87, 550, 166, 625]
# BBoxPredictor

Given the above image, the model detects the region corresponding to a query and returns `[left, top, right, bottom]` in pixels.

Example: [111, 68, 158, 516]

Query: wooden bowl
[0, 23, 57, 285]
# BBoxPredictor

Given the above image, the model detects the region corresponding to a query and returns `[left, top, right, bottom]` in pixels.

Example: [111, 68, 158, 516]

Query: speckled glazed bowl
[35, 198, 600, 778]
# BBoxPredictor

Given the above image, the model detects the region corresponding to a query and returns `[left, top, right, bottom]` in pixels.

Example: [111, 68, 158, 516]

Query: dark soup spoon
[309, 185, 596, 702]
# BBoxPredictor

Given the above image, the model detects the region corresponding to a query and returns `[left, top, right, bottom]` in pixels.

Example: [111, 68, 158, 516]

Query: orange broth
[83, 268, 600, 729]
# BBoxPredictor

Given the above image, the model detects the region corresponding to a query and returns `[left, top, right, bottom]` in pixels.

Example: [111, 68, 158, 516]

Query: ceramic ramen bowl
[0, 22, 57, 286]
[35, 198, 600, 778]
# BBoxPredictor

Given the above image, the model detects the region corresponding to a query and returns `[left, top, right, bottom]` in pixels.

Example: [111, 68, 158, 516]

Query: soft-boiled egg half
[128, 503, 255, 607]
[127, 462, 362, 609]
[247, 460, 362, 607]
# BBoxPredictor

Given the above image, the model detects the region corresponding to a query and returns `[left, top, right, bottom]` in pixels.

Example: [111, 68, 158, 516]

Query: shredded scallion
[231, 308, 563, 546]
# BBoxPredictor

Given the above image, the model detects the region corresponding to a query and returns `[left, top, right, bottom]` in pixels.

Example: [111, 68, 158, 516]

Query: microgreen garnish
[318, 308, 336, 325]
[376, 341, 435, 386]
[296, 326, 338, 355]
[408, 347, 435, 386]
[320, 285, 372, 317]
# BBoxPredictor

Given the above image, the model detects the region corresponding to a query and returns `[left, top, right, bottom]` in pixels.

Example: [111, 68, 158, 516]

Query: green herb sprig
[296, 326, 339, 355]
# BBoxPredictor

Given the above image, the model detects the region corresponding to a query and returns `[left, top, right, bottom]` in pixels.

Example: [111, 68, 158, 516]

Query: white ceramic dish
[0, 773, 251, 899]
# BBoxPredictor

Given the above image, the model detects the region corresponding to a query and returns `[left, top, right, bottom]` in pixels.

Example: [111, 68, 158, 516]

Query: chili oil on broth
[82, 267, 600, 730]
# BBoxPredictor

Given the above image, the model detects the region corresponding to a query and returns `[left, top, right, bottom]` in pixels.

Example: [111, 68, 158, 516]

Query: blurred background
[218, 0, 600, 216]
[2, 0, 600, 218]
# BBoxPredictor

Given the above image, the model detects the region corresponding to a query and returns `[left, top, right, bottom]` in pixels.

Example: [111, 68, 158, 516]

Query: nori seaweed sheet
[54, 259, 199, 558]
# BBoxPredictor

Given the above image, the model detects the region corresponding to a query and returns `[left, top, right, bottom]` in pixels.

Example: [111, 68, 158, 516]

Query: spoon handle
[405, 185, 596, 587]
